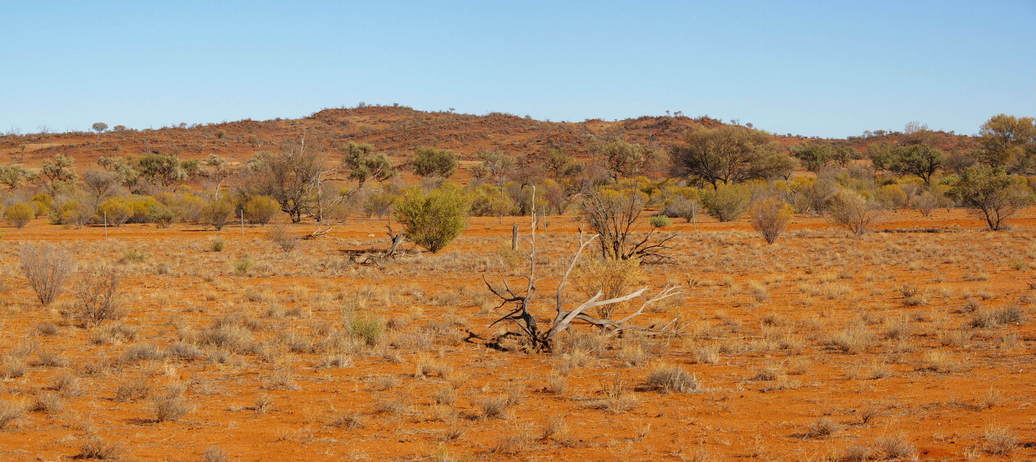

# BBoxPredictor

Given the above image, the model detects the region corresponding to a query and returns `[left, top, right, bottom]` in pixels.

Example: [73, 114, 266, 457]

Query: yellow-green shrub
[4, 202, 35, 228]
[243, 195, 280, 224]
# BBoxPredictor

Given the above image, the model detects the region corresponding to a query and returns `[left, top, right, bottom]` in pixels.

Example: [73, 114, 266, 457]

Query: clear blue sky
[2, 1, 1034, 138]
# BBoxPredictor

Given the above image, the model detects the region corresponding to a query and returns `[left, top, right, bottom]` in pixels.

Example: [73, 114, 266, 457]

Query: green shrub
[470, 184, 515, 217]
[32, 193, 54, 217]
[875, 184, 909, 209]
[649, 215, 672, 228]
[348, 313, 385, 346]
[48, 199, 93, 227]
[393, 186, 470, 253]
[701, 183, 750, 222]
[156, 192, 206, 223]
[5, 202, 35, 228]
[98, 198, 133, 226]
[243, 195, 280, 224]
[949, 165, 1033, 231]
[412, 147, 458, 178]
[149, 206, 175, 228]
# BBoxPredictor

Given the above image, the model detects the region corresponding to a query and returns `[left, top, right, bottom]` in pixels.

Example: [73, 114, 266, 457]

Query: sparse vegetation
[19, 243, 75, 306]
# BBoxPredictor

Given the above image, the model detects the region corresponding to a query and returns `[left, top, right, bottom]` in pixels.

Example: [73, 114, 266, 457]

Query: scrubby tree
[412, 147, 457, 178]
[97, 156, 141, 190]
[539, 149, 582, 181]
[35, 154, 78, 195]
[790, 142, 854, 173]
[949, 164, 1032, 231]
[977, 114, 1036, 174]
[581, 187, 672, 261]
[870, 143, 944, 185]
[341, 142, 395, 187]
[91, 122, 108, 139]
[471, 151, 516, 184]
[201, 154, 233, 197]
[136, 154, 188, 188]
[246, 143, 327, 223]
[596, 140, 656, 179]
[81, 169, 121, 209]
[0, 165, 30, 190]
[393, 185, 471, 252]
[671, 126, 796, 187]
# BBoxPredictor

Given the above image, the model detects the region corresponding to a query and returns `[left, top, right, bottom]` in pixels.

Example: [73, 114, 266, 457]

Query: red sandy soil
[0, 208, 1033, 461]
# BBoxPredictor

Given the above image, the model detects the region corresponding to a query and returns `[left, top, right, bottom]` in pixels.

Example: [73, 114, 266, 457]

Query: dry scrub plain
[0, 209, 1034, 462]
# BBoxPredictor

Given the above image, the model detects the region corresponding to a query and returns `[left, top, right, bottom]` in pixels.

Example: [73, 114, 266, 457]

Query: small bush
[393, 186, 470, 253]
[348, 313, 385, 346]
[362, 189, 398, 217]
[0, 399, 24, 429]
[4, 202, 35, 228]
[874, 434, 915, 460]
[19, 243, 76, 306]
[153, 388, 190, 422]
[209, 238, 225, 252]
[701, 183, 749, 222]
[644, 365, 700, 393]
[202, 198, 235, 231]
[983, 425, 1017, 455]
[827, 189, 882, 235]
[243, 195, 280, 224]
[749, 197, 793, 244]
[662, 195, 700, 222]
[98, 198, 133, 226]
[72, 265, 121, 326]
[203, 447, 229, 462]
[803, 417, 842, 438]
[266, 225, 298, 252]
[75, 438, 120, 460]
[649, 215, 672, 228]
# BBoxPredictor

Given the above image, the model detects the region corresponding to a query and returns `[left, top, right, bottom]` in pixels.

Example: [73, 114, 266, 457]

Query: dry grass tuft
[75, 438, 120, 460]
[983, 425, 1017, 455]
[645, 365, 700, 393]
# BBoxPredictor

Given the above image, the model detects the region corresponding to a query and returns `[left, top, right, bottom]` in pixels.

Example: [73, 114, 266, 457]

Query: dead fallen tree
[477, 187, 680, 352]
[344, 225, 413, 266]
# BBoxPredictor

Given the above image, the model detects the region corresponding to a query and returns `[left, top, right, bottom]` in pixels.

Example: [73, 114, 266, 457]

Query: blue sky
[2, 1, 1034, 138]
